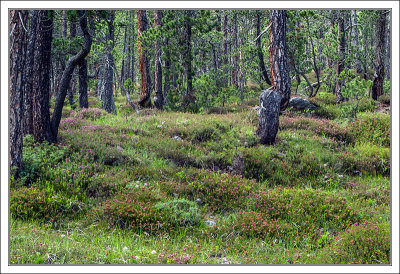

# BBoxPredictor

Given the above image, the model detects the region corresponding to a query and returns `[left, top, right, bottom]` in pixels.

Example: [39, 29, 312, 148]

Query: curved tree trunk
[51, 12, 92, 141]
[256, 11, 271, 85]
[9, 10, 27, 173]
[154, 10, 164, 110]
[32, 10, 54, 143]
[372, 11, 387, 100]
[137, 10, 152, 108]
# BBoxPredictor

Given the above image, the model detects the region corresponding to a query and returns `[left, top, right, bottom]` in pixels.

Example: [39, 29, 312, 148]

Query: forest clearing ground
[10, 92, 391, 264]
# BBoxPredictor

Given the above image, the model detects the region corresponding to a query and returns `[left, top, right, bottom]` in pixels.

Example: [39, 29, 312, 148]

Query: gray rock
[205, 220, 216, 226]
[289, 97, 318, 111]
[172, 136, 183, 141]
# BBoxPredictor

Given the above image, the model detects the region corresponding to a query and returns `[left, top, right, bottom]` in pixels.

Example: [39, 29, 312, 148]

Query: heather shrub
[247, 188, 358, 231]
[10, 187, 83, 222]
[378, 94, 390, 105]
[351, 112, 390, 147]
[186, 169, 255, 212]
[310, 91, 337, 106]
[279, 115, 353, 143]
[19, 135, 67, 185]
[71, 108, 108, 121]
[154, 199, 202, 227]
[98, 189, 165, 232]
[320, 222, 390, 264]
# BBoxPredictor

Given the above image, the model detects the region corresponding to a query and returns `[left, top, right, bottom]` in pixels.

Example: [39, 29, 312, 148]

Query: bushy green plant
[186, 169, 255, 212]
[341, 76, 373, 118]
[351, 112, 390, 147]
[320, 222, 390, 264]
[378, 94, 390, 105]
[154, 199, 201, 227]
[10, 187, 83, 222]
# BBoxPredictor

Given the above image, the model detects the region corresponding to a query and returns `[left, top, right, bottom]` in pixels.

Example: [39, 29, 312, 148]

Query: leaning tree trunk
[137, 10, 152, 108]
[22, 10, 38, 136]
[257, 10, 291, 145]
[256, 11, 271, 86]
[372, 11, 387, 100]
[32, 10, 55, 143]
[51, 12, 92, 141]
[9, 10, 27, 173]
[335, 14, 345, 103]
[68, 20, 77, 107]
[154, 10, 164, 110]
[103, 11, 117, 114]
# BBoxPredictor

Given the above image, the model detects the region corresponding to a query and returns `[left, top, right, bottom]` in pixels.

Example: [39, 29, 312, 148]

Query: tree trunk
[335, 14, 345, 103]
[9, 10, 27, 173]
[256, 11, 271, 85]
[137, 10, 152, 108]
[78, 59, 88, 108]
[51, 12, 92, 141]
[154, 10, 164, 110]
[32, 10, 54, 143]
[22, 10, 38, 136]
[384, 12, 390, 80]
[232, 12, 238, 88]
[68, 20, 77, 107]
[120, 24, 128, 90]
[257, 89, 282, 145]
[351, 10, 362, 73]
[372, 11, 387, 100]
[103, 11, 116, 113]
[269, 10, 291, 110]
[223, 11, 229, 87]
[184, 10, 195, 106]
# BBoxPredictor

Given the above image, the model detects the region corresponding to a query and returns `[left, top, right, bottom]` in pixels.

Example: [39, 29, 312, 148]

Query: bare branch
[253, 23, 271, 42]
[18, 12, 27, 32]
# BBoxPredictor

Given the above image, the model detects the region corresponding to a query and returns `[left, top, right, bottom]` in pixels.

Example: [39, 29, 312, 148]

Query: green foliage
[378, 94, 390, 105]
[10, 187, 83, 222]
[319, 222, 390, 264]
[351, 112, 390, 147]
[154, 199, 202, 227]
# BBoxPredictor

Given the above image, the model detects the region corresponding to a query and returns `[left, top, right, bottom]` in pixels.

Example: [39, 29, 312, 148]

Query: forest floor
[10, 88, 391, 265]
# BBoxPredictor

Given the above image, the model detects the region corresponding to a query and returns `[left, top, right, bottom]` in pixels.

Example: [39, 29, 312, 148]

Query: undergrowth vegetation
[10, 91, 391, 265]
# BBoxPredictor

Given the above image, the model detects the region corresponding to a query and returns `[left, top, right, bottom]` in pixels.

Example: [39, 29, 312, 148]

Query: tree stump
[257, 88, 282, 145]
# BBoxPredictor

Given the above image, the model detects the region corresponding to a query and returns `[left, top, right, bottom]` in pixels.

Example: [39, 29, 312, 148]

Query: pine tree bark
[51, 12, 92, 141]
[351, 10, 362, 73]
[232, 13, 238, 88]
[256, 11, 271, 85]
[372, 11, 387, 100]
[154, 10, 164, 109]
[258, 10, 291, 145]
[184, 10, 195, 105]
[137, 10, 152, 108]
[384, 12, 390, 80]
[9, 10, 27, 173]
[335, 14, 345, 103]
[32, 10, 54, 143]
[22, 10, 38, 136]
[223, 11, 229, 87]
[78, 59, 88, 108]
[103, 11, 116, 113]
[68, 20, 77, 107]
[269, 10, 291, 110]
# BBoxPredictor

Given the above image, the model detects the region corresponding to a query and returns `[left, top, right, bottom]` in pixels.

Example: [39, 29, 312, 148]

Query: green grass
[10, 90, 391, 265]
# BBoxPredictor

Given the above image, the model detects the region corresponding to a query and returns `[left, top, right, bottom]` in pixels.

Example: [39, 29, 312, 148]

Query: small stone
[352, 170, 362, 176]
[172, 136, 183, 141]
[205, 220, 216, 226]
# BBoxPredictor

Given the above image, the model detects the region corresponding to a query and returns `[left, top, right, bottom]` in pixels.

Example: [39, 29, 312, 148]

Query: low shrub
[320, 222, 390, 264]
[378, 94, 391, 105]
[10, 187, 83, 222]
[186, 169, 256, 212]
[154, 199, 202, 227]
[98, 189, 165, 232]
[351, 112, 390, 147]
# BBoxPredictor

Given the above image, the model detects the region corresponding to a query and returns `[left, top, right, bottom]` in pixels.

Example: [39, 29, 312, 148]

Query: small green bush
[154, 199, 201, 227]
[10, 187, 83, 222]
[378, 94, 391, 105]
[321, 222, 390, 264]
[186, 169, 255, 212]
[351, 112, 390, 147]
